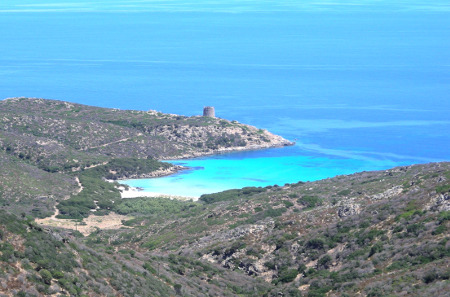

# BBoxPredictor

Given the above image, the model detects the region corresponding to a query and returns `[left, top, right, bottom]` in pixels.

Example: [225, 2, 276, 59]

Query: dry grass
[35, 211, 132, 236]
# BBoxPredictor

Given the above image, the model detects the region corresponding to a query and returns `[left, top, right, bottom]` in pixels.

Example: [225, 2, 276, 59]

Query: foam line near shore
[118, 185, 198, 201]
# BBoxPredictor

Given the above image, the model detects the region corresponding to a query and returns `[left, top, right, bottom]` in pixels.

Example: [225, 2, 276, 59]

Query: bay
[1, 1, 449, 197]
[122, 146, 401, 198]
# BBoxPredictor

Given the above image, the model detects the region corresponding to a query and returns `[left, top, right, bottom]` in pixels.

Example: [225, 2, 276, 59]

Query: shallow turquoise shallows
[121, 145, 403, 198]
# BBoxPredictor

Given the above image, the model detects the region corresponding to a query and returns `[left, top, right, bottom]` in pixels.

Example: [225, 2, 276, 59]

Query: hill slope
[85, 162, 449, 296]
[0, 98, 448, 296]
[1, 162, 448, 296]
[0, 97, 292, 217]
[0, 97, 291, 167]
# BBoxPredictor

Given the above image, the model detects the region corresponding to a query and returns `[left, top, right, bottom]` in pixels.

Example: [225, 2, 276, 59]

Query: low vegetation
[0, 98, 448, 296]
[1, 162, 449, 296]
[0, 97, 290, 218]
[78, 162, 449, 296]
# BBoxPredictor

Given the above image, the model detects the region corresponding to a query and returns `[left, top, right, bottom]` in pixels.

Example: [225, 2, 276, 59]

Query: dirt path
[43, 176, 82, 221]
[74, 176, 83, 193]
[35, 176, 131, 236]
[82, 137, 131, 150]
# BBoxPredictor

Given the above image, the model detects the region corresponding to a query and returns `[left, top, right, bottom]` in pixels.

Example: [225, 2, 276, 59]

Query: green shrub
[39, 269, 53, 284]
[359, 221, 370, 229]
[51, 271, 64, 279]
[368, 243, 383, 257]
[337, 189, 351, 196]
[282, 200, 294, 208]
[436, 184, 450, 194]
[346, 248, 368, 260]
[114, 197, 199, 216]
[438, 211, 450, 223]
[143, 262, 157, 274]
[264, 261, 276, 270]
[174, 283, 182, 295]
[406, 223, 424, 235]
[423, 271, 439, 284]
[393, 225, 404, 233]
[306, 238, 325, 250]
[286, 288, 302, 297]
[432, 224, 446, 235]
[298, 263, 307, 274]
[308, 281, 331, 297]
[387, 260, 409, 271]
[366, 287, 384, 297]
[85, 157, 172, 180]
[317, 255, 332, 269]
[297, 196, 322, 209]
[199, 187, 266, 204]
[277, 269, 298, 283]
[264, 207, 287, 218]
[305, 268, 316, 276]
[356, 229, 385, 246]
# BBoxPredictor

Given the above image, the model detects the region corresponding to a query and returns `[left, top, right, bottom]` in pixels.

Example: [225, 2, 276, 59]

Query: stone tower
[203, 106, 215, 117]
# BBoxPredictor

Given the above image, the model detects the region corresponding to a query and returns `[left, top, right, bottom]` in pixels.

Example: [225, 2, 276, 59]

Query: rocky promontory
[0, 97, 292, 168]
[0, 97, 292, 217]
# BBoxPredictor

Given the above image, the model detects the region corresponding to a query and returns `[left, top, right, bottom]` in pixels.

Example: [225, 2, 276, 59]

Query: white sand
[119, 186, 198, 201]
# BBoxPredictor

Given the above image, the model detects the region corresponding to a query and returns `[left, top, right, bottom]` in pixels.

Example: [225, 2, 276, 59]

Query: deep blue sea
[1, 1, 449, 197]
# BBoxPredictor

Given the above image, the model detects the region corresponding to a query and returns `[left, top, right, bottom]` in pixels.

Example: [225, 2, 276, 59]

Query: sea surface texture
[1, 1, 449, 196]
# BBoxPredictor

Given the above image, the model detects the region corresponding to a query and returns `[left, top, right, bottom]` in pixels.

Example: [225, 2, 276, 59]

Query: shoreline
[118, 185, 198, 201]
[160, 139, 295, 161]
[115, 142, 295, 200]
[114, 164, 188, 180]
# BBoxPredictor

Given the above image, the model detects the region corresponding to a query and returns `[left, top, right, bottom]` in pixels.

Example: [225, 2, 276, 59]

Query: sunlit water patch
[121, 145, 407, 198]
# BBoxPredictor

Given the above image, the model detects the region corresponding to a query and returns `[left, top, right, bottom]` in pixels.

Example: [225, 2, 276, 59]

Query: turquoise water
[123, 146, 401, 197]
[1, 1, 449, 196]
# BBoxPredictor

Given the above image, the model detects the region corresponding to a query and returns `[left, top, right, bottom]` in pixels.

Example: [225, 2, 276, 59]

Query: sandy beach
[118, 185, 198, 201]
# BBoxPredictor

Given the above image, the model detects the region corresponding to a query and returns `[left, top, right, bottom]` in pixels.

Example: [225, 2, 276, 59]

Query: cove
[121, 144, 406, 198]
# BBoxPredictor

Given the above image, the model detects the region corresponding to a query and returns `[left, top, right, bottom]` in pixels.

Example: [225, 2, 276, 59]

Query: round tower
[203, 106, 215, 117]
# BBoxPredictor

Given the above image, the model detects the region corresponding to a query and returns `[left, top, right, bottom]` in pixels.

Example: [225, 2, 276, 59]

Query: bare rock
[338, 204, 360, 218]
[370, 186, 403, 200]
[435, 193, 450, 211]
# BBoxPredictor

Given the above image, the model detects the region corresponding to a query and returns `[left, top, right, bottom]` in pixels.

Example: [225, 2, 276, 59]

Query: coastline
[115, 141, 295, 199]
[114, 164, 188, 180]
[161, 138, 295, 161]
[118, 185, 198, 201]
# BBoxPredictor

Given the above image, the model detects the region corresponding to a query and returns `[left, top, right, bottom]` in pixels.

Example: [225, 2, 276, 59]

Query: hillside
[0, 97, 292, 218]
[1, 162, 449, 296]
[0, 98, 448, 296]
[0, 97, 291, 167]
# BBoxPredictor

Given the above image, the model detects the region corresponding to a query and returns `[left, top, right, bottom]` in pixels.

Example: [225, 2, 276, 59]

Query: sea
[1, 1, 449, 197]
